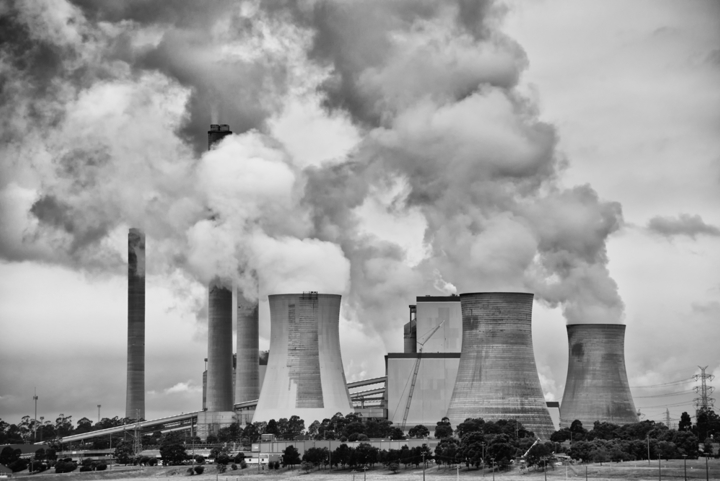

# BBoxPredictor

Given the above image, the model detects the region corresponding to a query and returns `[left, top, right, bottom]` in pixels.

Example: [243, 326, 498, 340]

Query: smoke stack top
[208, 124, 232, 150]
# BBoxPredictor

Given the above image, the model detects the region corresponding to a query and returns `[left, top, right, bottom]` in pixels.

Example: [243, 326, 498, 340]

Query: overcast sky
[1, 0, 718, 430]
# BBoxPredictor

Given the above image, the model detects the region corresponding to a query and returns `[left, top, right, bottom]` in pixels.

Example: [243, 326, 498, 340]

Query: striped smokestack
[235, 279, 259, 404]
[205, 124, 234, 412]
[446, 292, 555, 439]
[126, 228, 145, 420]
[560, 324, 638, 428]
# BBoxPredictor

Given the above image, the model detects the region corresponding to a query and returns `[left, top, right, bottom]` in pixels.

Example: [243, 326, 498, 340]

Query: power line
[634, 390, 695, 399]
[630, 377, 696, 389]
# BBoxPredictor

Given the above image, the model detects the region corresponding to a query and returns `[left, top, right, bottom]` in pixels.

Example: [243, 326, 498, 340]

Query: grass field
[10, 458, 720, 481]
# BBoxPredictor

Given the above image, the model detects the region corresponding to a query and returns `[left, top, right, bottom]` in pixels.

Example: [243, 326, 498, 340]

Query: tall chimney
[126, 228, 145, 420]
[559, 324, 638, 428]
[235, 278, 259, 404]
[204, 124, 235, 412]
[446, 292, 555, 440]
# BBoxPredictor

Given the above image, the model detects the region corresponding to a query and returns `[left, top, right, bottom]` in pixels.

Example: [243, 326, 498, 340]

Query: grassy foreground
[10, 458, 720, 481]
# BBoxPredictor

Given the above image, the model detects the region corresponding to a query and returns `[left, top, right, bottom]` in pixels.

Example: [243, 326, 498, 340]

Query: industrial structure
[126, 228, 145, 420]
[446, 292, 555, 440]
[109, 123, 640, 444]
[253, 293, 353, 422]
[559, 324, 638, 428]
[204, 124, 235, 416]
[235, 281, 260, 405]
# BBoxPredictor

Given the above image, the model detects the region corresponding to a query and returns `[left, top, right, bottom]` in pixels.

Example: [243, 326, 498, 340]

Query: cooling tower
[253, 293, 353, 422]
[126, 228, 145, 420]
[560, 324, 638, 428]
[446, 292, 555, 440]
[235, 285, 259, 404]
[205, 281, 234, 411]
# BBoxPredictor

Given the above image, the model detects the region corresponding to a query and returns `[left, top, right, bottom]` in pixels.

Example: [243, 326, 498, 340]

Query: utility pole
[98, 404, 101, 424]
[647, 434, 651, 465]
[422, 452, 426, 481]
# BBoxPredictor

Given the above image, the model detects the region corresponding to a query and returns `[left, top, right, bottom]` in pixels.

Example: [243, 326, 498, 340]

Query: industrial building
[111, 123, 641, 445]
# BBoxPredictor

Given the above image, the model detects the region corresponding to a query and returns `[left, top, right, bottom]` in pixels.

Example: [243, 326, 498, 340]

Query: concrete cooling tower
[253, 293, 353, 422]
[446, 292, 555, 440]
[559, 324, 638, 428]
[126, 228, 145, 420]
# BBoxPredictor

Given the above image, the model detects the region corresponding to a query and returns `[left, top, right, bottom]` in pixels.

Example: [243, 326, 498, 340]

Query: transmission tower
[694, 365, 715, 413]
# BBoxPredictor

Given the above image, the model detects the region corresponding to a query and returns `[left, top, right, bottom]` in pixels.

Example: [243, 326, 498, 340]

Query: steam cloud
[0, 0, 626, 344]
[647, 213, 720, 239]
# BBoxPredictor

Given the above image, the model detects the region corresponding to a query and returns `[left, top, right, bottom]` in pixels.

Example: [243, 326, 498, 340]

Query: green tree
[435, 437, 460, 466]
[266, 419, 279, 436]
[389, 427, 406, 440]
[75, 417, 93, 434]
[486, 434, 516, 468]
[434, 417, 453, 439]
[526, 442, 553, 468]
[159, 432, 186, 465]
[282, 445, 301, 467]
[408, 424, 430, 438]
[0, 447, 20, 466]
[679, 412, 692, 431]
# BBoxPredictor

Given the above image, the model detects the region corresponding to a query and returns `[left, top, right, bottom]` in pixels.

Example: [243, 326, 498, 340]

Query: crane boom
[400, 319, 446, 430]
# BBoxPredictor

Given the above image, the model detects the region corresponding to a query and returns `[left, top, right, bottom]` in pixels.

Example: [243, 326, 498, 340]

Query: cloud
[647, 213, 720, 239]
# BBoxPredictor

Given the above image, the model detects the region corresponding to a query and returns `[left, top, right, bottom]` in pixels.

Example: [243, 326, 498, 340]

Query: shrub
[233, 452, 245, 463]
[8, 458, 28, 472]
[240, 460, 247, 469]
[187, 467, 195, 475]
[301, 461, 312, 472]
[389, 462, 400, 473]
[80, 465, 92, 472]
[96, 462, 108, 471]
[194, 465, 204, 475]
[230, 463, 237, 470]
[216, 463, 226, 473]
[194, 454, 205, 464]
[55, 460, 77, 473]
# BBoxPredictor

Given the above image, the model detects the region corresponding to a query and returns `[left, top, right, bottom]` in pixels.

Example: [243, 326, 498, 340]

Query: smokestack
[404, 305, 417, 353]
[253, 292, 353, 422]
[204, 124, 235, 412]
[235, 280, 259, 404]
[560, 324, 638, 428]
[446, 292, 555, 440]
[206, 281, 233, 411]
[208, 124, 232, 150]
[126, 228, 145, 420]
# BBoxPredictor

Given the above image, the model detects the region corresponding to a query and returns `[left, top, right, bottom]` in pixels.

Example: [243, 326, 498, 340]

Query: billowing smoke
[0, 0, 625, 354]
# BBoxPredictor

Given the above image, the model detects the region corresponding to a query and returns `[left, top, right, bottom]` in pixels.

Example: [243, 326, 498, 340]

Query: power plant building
[559, 324, 638, 428]
[386, 296, 462, 428]
[446, 292, 555, 440]
[253, 293, 353, 423]
[126, 228, 145, 420]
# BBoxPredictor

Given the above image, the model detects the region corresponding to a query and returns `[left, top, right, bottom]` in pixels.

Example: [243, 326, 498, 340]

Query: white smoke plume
[0, 0, 624, 347]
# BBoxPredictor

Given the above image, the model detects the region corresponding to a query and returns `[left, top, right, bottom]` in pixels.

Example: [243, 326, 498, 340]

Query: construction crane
[400, 319, 446, 430]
